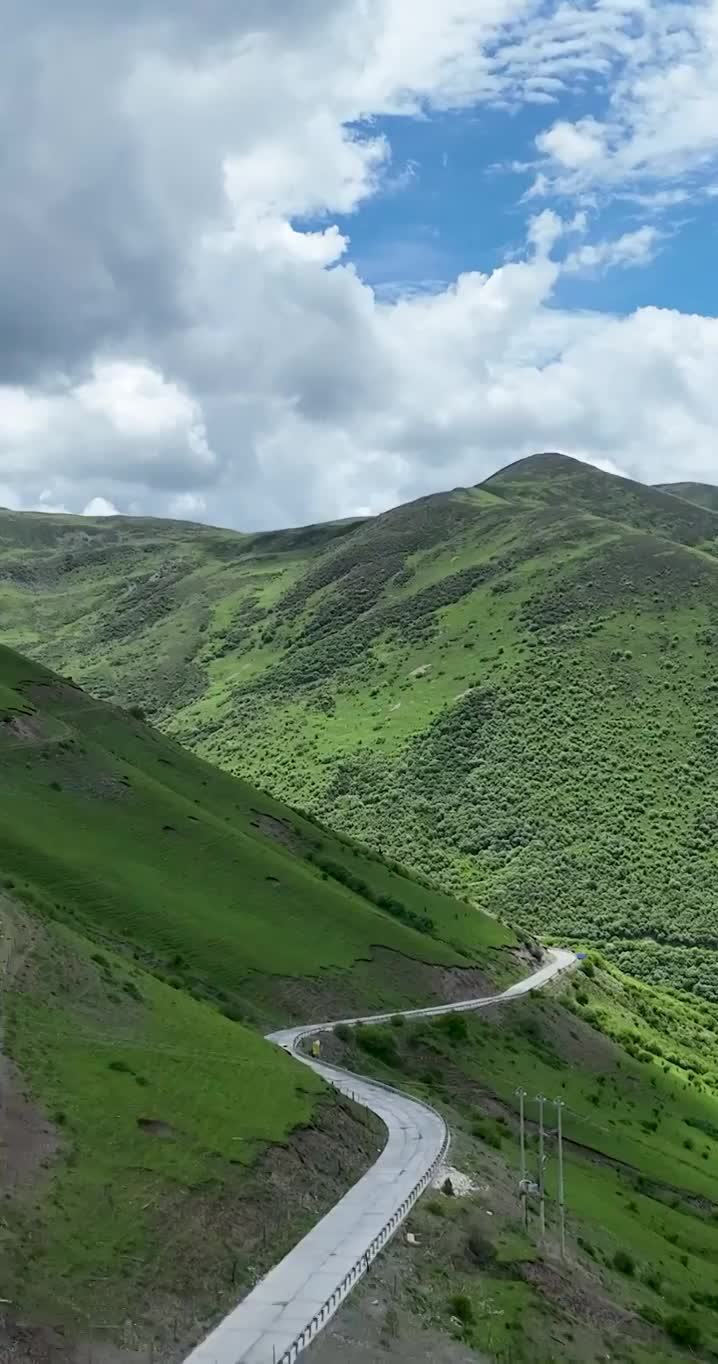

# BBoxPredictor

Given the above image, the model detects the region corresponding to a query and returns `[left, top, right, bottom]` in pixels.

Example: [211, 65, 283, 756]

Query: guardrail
[274, 1062, 450, 1364]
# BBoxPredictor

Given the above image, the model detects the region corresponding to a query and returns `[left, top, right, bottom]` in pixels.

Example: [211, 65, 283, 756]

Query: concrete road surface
[183, 948, 575, 1364]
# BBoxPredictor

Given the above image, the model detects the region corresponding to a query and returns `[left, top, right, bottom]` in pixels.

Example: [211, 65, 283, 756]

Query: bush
[664, 1313, 701, 1349]
[471, 1116, 502, 1149]
[449, 1293, 474, 1326]
[466, 1225, 496, 1267]
[334, 1022, 352, 1043]
[357, 1026, 400, 1066]
[612, 1249, 635, 1276]
[444, 1014, 469, 1043]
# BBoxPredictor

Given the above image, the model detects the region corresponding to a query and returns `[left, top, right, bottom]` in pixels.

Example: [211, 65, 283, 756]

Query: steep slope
[0, 645, 512, 1023]
[3, 455, 718, 996]
[0, 644, 513, 1362]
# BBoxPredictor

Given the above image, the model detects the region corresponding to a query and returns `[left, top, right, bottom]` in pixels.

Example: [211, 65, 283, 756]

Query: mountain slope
[0, 645, 512, 1023]
[320, 954, 718, 1363]
[0, 643, 513, 1361]
[3, 455, 718, 994]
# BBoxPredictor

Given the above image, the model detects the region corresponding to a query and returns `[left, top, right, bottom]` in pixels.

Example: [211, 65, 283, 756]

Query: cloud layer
[2, 1, 717, 528]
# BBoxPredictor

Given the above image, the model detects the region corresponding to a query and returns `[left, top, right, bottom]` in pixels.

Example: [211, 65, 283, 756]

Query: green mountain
[655, 482, 718, 513]
[0, 643, 511, 1359]
[3, 453, 718, 995]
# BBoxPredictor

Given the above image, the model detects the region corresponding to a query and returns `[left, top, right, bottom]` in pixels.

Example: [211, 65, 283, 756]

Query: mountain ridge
[3, 453, 718, 996]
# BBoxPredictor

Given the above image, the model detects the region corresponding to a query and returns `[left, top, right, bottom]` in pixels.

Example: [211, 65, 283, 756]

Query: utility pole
[515, 1087, 528, 1230]
[537, 1094, 546, 1242]
[555, 1098, 566, 1260]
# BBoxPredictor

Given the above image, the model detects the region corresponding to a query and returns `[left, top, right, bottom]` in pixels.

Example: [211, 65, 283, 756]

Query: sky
[1, 0, 718, 530]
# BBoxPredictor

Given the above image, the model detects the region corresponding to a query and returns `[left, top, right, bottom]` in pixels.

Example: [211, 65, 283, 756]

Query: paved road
[183, 948, 575, 1364]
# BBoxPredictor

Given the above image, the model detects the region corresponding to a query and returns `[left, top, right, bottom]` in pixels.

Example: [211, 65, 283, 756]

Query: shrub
[444, 1013, 469, 1043]
[664, 1313, 701, 1349]
[612, 1249, 635, 1276]
[449, 1293, 474, 1325]
[357, 1026, 399, 1066]
[471, 1116, 502, 1149]
[466, 1225, 496, 1267]
[334, 1023, 352, 1043]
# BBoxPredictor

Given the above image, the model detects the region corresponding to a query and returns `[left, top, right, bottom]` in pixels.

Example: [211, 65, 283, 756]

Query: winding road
[183, 948, 575, 1364]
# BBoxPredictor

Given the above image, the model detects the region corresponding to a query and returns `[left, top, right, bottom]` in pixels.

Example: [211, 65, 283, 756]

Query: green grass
[0, 644, 512, 1027]
[2, 913, 322, 1333]
[4, 453, 718, 995]
[330, 958, 718, 1362]
[0, 642, 511, 1354]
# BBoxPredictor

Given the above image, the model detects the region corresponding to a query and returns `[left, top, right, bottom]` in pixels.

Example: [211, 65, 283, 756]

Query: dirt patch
[136, 1117, 178, 1139]
[25, 681, 85, 709]
[143, 1092, 385, 1362]
[0, 1320, 149, 1364]
[307, 1291, 481, 1363]
[0, 1054, 61, 1200]
[242, 946, 505, 1027]
[519, 1259, 648, 1337]
[0, 713, 48, 744]
[250, 809, 300, 852]
[0, 901, 60, 1201]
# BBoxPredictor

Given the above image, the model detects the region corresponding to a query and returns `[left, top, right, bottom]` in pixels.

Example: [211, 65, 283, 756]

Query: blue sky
[333, 106, 718, 317]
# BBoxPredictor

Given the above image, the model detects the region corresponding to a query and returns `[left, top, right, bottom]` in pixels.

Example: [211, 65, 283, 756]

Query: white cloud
[536, 117, 608, 171]
[82, 496, 120, 516]
[1, 1, 718, 532]
[532, 1, 718, 196]
[564, 224, 661, 274]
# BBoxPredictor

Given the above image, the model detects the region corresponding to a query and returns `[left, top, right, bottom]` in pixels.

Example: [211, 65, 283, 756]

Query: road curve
[183, 948, 575, 1364]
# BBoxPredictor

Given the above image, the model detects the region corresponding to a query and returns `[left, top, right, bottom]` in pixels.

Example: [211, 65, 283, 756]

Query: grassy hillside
[319, 956, 718, 1362]
[655, 482, 718, 513]
[0, 644, 512, 1361]
[3, 454, 718, 996]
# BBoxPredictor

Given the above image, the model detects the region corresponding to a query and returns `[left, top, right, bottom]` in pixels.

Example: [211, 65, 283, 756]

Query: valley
[3, 454, 718, 1363]
[3, 454, 718, 995]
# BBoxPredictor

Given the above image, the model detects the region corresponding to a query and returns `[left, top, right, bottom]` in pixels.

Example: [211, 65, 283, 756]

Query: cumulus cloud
[1, 1, 717, 530]
[82, 497, 120, 516]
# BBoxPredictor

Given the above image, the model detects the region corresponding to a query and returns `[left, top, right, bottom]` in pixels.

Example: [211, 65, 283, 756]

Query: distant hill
[3, 454, 718, 995]
[655, 481, 718, 513]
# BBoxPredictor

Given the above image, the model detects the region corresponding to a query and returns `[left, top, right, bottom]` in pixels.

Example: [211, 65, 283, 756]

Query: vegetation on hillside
[324, 956, 718, 1362]
[0, 644, 509, 1360]
[3, 454, 718, 996]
